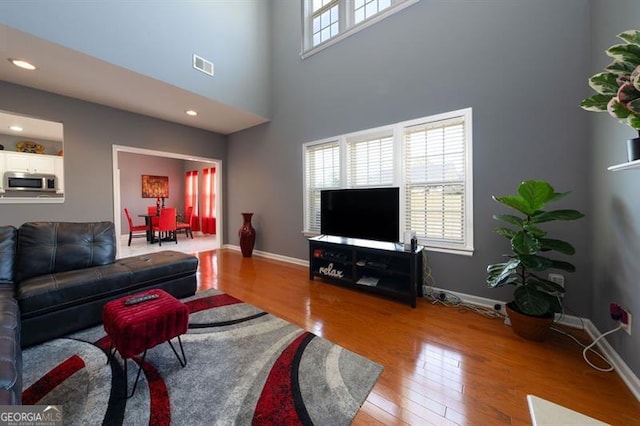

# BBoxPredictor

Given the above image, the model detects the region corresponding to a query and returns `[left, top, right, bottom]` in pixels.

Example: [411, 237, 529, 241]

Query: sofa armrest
[0, 295, 21, 405]
[0, 226, 17, 291]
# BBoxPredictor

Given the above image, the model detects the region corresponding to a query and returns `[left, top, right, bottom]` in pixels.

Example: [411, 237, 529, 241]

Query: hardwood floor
[195, 249, 640, 425]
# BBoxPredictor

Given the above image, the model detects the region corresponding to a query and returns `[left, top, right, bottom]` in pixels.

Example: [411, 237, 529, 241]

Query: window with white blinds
[304, 141, 341, 233]
[347, 134, 394, 187]
[302, 108, 473, 254]
[403, 115, 469, 250]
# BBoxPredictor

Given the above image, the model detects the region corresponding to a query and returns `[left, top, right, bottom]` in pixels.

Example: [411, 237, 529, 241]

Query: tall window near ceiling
[310, 0, 340, 48]
[185, 170, 199, 232]
[201, 167, 216, 234]
[301, 0, 418, 57]
[354, 0, 391, 24]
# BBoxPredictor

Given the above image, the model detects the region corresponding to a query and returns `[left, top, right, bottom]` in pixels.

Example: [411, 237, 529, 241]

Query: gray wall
[0, 0, 271, 118]
[118, 152, 187, 235]
[228, 0, 593, 316]
[0, 81, 227, 227]
[589, 0, 640, 380]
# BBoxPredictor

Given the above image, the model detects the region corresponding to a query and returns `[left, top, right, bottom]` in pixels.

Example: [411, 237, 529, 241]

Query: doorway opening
[112, 145, 223, 258]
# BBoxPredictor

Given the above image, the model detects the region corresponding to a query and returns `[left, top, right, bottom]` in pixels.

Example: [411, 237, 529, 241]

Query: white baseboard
[218, 250, 640, 402]
[426, 285, 640, 402]
[222, 244, 309, 267]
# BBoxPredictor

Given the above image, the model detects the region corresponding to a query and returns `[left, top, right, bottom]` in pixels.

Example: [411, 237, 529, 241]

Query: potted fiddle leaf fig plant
[580, 29, 640, 161]
[486, 180, 584, 340]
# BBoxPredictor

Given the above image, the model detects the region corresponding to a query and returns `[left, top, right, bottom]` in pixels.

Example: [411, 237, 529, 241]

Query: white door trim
[112, 144, 223, 257]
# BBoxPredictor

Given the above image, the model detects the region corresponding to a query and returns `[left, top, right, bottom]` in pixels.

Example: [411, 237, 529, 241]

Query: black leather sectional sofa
[0, 221, 199, 405]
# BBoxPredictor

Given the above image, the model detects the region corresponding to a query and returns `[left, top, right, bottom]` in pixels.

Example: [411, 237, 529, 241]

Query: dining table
[138, 214, 158, 243]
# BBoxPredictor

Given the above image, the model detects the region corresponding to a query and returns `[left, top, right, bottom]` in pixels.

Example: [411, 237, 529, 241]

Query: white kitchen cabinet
[0, 153, 5, 192]
[55, 157, 64, 193]
[0, 151, 64, 197]
[3, 152, 57, 174]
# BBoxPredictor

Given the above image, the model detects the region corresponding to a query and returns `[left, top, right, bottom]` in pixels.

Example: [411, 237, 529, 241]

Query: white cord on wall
[421, 250, 504, 319]
[551, 325, 623, 372]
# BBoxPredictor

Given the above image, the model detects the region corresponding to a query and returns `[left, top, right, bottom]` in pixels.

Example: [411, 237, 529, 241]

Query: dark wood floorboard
[195, 249, 640, 425]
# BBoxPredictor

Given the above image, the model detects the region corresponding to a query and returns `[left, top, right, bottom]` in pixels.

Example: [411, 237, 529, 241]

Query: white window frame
[303, 137, 343, 235]
[401, 109, 473, 255]
[346, 128, 395, 188]
[302, 108, 473, 256]
[301, 0, 421, 59]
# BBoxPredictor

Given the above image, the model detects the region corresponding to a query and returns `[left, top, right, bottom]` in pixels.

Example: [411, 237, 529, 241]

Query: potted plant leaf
[486, 180, 584, 341]
[580, 29, 640, 161]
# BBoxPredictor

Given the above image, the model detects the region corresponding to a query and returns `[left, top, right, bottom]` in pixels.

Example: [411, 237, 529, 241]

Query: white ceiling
[0, 24, 269, 135]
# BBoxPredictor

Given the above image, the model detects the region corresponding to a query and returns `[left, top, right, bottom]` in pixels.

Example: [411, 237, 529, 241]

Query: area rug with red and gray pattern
[22, 289, 383, 425]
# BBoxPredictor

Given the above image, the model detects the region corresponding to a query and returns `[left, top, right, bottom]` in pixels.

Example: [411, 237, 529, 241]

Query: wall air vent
[192, 54, 214, 76]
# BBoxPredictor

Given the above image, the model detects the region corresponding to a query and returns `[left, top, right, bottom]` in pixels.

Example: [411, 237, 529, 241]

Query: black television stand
[308, 235, 423, 307]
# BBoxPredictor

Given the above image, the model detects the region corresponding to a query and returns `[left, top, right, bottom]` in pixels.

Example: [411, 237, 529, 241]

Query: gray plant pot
[627, 137, 640, 162]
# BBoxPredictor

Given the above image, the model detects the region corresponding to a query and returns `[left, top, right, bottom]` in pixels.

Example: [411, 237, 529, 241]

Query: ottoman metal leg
[125, 350, 148, 399]
[106, 344, 115, 365]
[167, 335, 187, 367]
[122, 337, 186, 399]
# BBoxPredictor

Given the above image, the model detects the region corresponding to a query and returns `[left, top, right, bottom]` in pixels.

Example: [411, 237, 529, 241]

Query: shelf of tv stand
[308, 235, 423, 307]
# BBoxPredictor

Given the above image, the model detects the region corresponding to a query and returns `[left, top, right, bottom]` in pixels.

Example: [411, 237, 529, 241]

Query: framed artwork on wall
[141, 175, 169, 198]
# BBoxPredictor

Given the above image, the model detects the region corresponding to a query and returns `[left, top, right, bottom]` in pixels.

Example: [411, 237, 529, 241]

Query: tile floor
[117, 231, 220, 258]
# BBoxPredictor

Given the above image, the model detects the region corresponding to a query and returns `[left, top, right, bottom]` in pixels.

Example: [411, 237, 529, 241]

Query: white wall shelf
[608, 159, 640, 171]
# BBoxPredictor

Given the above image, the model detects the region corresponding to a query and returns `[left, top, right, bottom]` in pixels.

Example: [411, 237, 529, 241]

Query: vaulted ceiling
[0, 24, 268, 135]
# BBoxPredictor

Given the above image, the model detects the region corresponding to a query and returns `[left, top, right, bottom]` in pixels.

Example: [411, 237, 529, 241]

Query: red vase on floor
[239, 213, 256, 257]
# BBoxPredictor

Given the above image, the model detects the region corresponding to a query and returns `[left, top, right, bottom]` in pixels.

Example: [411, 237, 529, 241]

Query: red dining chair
[176, 206, 194, 239]
[124, 208, 147, 246]
[152, 207, 177, 246]
[147, 206, 160, 228]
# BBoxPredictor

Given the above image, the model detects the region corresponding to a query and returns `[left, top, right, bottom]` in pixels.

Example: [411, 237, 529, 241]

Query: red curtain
[185, 170, 200, 232]
[201, 167, 216, 234]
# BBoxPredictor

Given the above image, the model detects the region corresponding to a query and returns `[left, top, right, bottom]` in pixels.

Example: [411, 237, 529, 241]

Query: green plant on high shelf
[580, 29, 640, 132]
[580, 29, 640, 163]
[486, 180, 585, 318]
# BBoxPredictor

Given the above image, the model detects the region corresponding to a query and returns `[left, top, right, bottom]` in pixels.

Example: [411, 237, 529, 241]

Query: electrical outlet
[610, 302, 622, 320]
[548, 273, 565, 297]
[621, 308, 632, 335]
[548, 273, 564, 287]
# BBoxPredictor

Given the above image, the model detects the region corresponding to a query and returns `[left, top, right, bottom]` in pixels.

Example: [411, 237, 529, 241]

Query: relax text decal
[319, 263, 344, 278]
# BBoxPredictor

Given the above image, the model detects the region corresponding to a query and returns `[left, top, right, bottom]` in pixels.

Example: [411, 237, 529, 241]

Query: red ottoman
[103, 289, 189, 397]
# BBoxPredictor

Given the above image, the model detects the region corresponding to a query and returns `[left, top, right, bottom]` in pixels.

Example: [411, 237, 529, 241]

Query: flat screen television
[320, 187, 399, 242]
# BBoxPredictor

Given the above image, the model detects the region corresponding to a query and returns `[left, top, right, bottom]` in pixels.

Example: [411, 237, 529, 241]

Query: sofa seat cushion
[18, 251, 198, 319]
[17, 264, 132, 318]
[114, 251, 198, 287]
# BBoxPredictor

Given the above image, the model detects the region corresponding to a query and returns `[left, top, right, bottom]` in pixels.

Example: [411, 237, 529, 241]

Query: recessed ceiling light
[9, 125, 23, 132]
[9, 58, 37, 70]
[185, 110, 198, 116]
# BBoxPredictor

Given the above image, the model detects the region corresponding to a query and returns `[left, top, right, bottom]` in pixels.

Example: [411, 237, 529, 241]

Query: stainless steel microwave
[3, 172, 57, 192]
